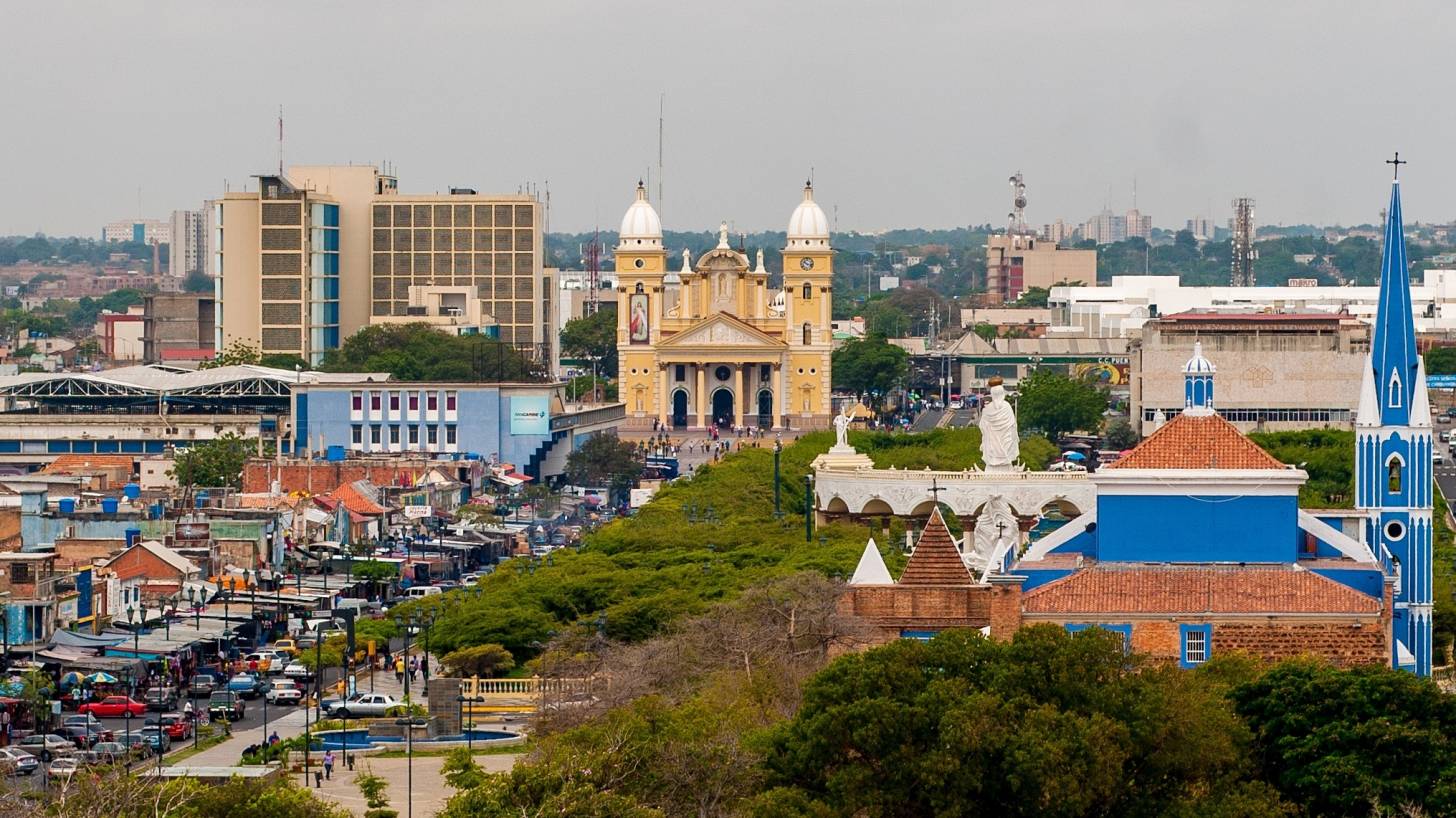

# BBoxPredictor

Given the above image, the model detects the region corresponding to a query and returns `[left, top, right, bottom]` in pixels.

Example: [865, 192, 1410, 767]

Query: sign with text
[510, 395, 551, 435]
[404, 505, 433, 520]
[1427, 375, 1456, 389]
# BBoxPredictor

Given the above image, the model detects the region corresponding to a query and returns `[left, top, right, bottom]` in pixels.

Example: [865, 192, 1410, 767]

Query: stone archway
[757, 389, 773, 429]
[712, 387, 735, 428]
[861, 498, 893, 516]
[671, 389, 689, 428]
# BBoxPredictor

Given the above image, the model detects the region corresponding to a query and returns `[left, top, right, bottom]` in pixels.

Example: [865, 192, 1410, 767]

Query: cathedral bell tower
[1355, 166, 1433, 676]
[782, 182, 834, 424]
[615, 182, 668, 417]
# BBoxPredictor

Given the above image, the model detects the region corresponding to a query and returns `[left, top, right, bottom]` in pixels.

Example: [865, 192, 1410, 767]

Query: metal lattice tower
[584, 230, 602, 316]
[1231, 197, 1256, 286]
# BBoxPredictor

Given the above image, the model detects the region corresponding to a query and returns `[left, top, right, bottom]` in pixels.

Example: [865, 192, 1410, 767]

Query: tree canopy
[564, 433, 642, 500]
[169, 433, 253, 490]
[319, 324, 542, 381]
[831, 334, 909, 398]
[558, 308, 618, 373]
[1014, 369, 1108, 441]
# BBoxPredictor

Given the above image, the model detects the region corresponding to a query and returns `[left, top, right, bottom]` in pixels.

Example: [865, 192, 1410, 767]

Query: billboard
[404, 504, 433, 519]
[510, 395, 551, 435]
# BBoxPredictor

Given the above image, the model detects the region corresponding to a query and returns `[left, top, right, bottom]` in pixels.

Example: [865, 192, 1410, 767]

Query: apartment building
[168, 209, 206, 277]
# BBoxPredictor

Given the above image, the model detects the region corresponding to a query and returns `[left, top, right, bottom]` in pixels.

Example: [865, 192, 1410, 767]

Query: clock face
[799, 257, 814, 271]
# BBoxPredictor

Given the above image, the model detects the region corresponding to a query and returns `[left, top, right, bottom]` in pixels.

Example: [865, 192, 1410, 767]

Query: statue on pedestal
[978, 378, 1021, 471]
[832, 405, 853, 451]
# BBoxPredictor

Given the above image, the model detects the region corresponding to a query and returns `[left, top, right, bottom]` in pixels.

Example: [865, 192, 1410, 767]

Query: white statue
[978, 380, 1020, 470]
[969, 496, 1017, 575]
[832, 405, 853, 450]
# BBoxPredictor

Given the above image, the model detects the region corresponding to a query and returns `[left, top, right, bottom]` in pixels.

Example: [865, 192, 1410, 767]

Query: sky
[3, 0, 1453, 238]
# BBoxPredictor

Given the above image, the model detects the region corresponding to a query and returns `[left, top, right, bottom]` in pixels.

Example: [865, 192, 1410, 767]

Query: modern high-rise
[169, 209, 205, 277]
[213, 165, 546, 366]
[984, 233, 1097, 304]
[1125, 208, 1152, 241]
[1083, 209, 1127, 245]
[1185, 217, 1215, 241]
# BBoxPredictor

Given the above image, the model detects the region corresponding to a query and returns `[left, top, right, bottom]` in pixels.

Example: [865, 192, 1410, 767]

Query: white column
[734, 364, 744, 426]
[771, 364, 783, 430]
[695, 365, 706, 429]
[658, 365, 669, 427]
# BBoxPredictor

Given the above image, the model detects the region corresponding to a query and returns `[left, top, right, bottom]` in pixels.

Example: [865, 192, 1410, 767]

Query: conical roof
[899, 507, 974, 585]
[849, 538, 893, 585]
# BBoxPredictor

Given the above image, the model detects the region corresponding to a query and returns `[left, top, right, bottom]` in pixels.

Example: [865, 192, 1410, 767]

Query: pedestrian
[323, 749, 335, 780]
[269, 731, 280, 745]
[394, 656, 405, 684]
[183, 700, 194, 722]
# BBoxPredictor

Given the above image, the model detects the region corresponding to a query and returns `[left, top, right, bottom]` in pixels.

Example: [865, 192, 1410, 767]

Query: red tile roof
[328, 481, 388, 516]
[42, 454, 135, 474]
[898, 508, 974, 585]
[1104, 412, 1287, 470]
[1022, 564, 1381, 615]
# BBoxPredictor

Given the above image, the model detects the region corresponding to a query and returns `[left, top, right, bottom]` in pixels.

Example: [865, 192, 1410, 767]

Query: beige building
[984, 233, 1095, 304]
[1130, 311, 1370, 436]
[213, 166, 546, 366]
[614, 182, 834, 430]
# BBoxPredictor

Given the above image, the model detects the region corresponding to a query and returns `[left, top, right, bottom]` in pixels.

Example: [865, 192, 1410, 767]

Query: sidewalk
[174, 655, 433, 768]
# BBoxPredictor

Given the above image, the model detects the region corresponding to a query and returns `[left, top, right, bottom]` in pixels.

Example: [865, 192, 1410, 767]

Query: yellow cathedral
[615, 181, 834, 431]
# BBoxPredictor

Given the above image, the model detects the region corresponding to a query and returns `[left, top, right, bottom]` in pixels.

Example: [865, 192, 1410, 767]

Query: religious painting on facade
[629, 293, 649, 343]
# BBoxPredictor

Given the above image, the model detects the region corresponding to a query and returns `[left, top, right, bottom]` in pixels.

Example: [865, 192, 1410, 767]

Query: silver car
[15, 734, 76, 762]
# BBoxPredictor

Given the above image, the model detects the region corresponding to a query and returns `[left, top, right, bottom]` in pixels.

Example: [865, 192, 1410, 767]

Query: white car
[1435, 449, 1445, 465]
[325, 693, 401, 719]
[266, 678, 304, 705]
[283, 662, 314, 681]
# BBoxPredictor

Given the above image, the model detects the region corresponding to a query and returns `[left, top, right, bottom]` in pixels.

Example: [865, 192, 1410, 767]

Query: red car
[78, 695, 147, 718]
[149, 714, 192, 741]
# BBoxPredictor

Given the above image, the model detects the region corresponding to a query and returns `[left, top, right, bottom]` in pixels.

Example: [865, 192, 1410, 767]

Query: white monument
[813, 404, 875, 470]
[977, 378, 1022, 472]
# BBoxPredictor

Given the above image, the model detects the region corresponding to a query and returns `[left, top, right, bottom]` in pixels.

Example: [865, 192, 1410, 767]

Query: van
[405, 585, 442, 599]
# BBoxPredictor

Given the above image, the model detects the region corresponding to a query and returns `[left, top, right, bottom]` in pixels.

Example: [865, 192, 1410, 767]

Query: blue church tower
[1183, 341, 1216, 415]
[1356, 172, 1433, 675]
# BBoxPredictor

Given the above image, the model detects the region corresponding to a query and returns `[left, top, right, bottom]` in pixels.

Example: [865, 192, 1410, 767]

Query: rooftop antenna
[277, 105, 284, 176]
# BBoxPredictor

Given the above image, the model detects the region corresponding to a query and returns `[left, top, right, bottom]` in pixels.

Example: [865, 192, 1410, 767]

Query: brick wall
[987, 578, 1024, 641]
[1212, 621, 1386, 668]
[243, 460, 454, 494]
[54, 538, 125, 571]
[836, 584, 992, 651]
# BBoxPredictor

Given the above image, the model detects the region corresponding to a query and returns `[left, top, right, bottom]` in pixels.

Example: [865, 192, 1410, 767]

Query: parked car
[265, 678, 304, 706]
[325, 693, 401, 719]
[119, 733, 151, 758]
[61, 714, 112, 742]
[144, 687, 178, 711]
[243, 652, 274, 673]
[227, 673, 266, 699]
[146, 714, 192, 741]
[84, 741, 127, 765]
[15, 734, 76, 762]
[208, 691, 245, 722]
[283, 662, 314, 681]
[78, 695, 147, 718]
[0, 747, 38, 776]
[271, 638, 300, 656]
[56, 725, 100, 749]
[188, 674, 217, 698]
[47, 756, 80, 783]
[138, 726, 171, 754]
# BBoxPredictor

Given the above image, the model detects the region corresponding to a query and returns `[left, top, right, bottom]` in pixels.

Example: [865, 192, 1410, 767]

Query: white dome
[786, 182, 830, 249]
[1183, 341, 1216, 374]
[618, 182, 662, 249]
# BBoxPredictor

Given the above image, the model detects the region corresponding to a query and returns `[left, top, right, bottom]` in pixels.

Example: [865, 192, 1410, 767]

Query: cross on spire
[928, 479, 944, 504]
[1387, 152, 1407, 179]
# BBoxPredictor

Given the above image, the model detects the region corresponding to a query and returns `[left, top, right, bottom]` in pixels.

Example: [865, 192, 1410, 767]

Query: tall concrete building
[168, 209, 205, 277]
[1125, 208, 1152, 241]
[984, 233, 1096, 304]
[212, 166, 546, 366]
[1083, 209, 1127, 245]
[1186, 217, 1216, 241]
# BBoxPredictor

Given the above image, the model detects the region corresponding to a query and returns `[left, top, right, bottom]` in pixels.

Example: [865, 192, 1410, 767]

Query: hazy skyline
[4, 0, 1453, 238]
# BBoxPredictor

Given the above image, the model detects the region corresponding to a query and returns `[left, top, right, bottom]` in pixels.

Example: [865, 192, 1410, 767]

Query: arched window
[634, 282, 644, 294]
[1388, 369, 1402, 408]
[1388, 456, 1403, 494]
[802, 322, 812, 345]
[802, 282, 812, 300]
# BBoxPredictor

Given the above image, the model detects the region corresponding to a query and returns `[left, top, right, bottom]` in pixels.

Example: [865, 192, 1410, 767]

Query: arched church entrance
[712, 388, 736, 428]
[671, 389, 689, 429]
[757, 389, 773, 429]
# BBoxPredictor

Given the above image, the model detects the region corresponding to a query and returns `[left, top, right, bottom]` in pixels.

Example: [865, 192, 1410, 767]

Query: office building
[168, 210, 205, 277]
[1125, 208, 1152, 240]
[213, 166, 546, 367]
[142, 292, 215, 363]
[984, 233, 1097, 304]
[1082, 209, 1126, 245]
[1186, 217, 1216, 241]
[102, 220, 170, 245]
[1129, 311, 1369, 436]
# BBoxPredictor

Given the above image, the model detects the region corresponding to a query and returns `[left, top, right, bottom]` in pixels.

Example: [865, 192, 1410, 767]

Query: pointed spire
[1373, 177, 1418, 425]
[1183, 341, 1216, 416]
[849, 537, 893, 585]
[899, 507, 975, 585]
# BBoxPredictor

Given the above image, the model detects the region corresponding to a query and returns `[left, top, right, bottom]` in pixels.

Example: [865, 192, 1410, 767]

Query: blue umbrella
[1061, 451, 1087, 461]
[85, 671, 118, 685]
[59, 671, 85, 688]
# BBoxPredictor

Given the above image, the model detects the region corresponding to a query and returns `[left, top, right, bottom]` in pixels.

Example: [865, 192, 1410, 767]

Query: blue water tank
[100, 497, 119, 514]
[326, 445, 347, 462]
[149, 503, 162, 520]
[123, 483, 141, 500]
[124, 528, 141, 546]
[58, 498, 76, 514]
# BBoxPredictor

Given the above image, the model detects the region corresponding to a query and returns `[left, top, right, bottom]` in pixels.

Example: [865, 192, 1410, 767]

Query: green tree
[1012, 285, 1050, 307]
[565, 433, 641, 500]
[758, 626, 1281, 817]
[441, 643, 515, 678]
[1015, 369, 1108, 441]
[1229, 660, 1456, 817]
[321, 324, 540, 382]
[170, 432, 254, 491]
[441, 747, 488, 791]
[15, 235, 53, 262]
[831, 334, 909, 398]
[559, 309, 618, 373]
[1102, 417, 1138, 450]
[184, 269, 213, 293]
[861, 301, 910, 337]
[356, 769, 399, 818]
[200, 340, 263, 369]
[1426, 346, 1456, 376]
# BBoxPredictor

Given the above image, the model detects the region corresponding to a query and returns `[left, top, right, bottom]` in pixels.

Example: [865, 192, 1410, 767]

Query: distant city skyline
[3, 1, 1453, 237]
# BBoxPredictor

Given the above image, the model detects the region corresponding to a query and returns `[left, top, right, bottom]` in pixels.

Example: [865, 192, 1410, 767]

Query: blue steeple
[1372, 179, 1418, 426]
[1182, 341, 1215, 416]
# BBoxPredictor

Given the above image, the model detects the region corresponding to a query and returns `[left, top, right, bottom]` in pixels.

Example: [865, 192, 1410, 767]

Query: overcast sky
[3, 0, 1452, 238]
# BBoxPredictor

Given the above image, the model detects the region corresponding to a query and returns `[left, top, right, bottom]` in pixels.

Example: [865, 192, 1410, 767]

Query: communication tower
[584, 230, 602, 316]
[1008, 171, 1031, 235]
[1231, 197, 1257, 286]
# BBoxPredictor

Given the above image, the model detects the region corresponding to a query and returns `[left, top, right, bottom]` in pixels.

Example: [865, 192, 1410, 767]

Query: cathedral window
[802, 282, 812, 300]
[802, 323, 812, 345]
[1388, 369, 1402, 408]
[1387, 456, 1403, 494]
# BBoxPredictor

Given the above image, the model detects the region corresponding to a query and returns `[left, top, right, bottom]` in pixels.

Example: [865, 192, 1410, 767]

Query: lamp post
[803, 474, 815, 542]
[127, 605, 141, 666]
[392, 613, 418, 818]
[773, 437, 783, 518]
[187, 587, 199, 629]
[303, 621, 325, 789]
[420, 613, 435, 685]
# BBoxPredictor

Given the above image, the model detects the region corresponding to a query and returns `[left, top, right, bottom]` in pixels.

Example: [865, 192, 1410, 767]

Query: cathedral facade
[613, 182, 834, 430]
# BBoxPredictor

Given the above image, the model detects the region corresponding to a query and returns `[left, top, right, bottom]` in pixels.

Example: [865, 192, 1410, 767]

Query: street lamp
[186, 587, 199, 629]
[773, 437, 783, 518]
